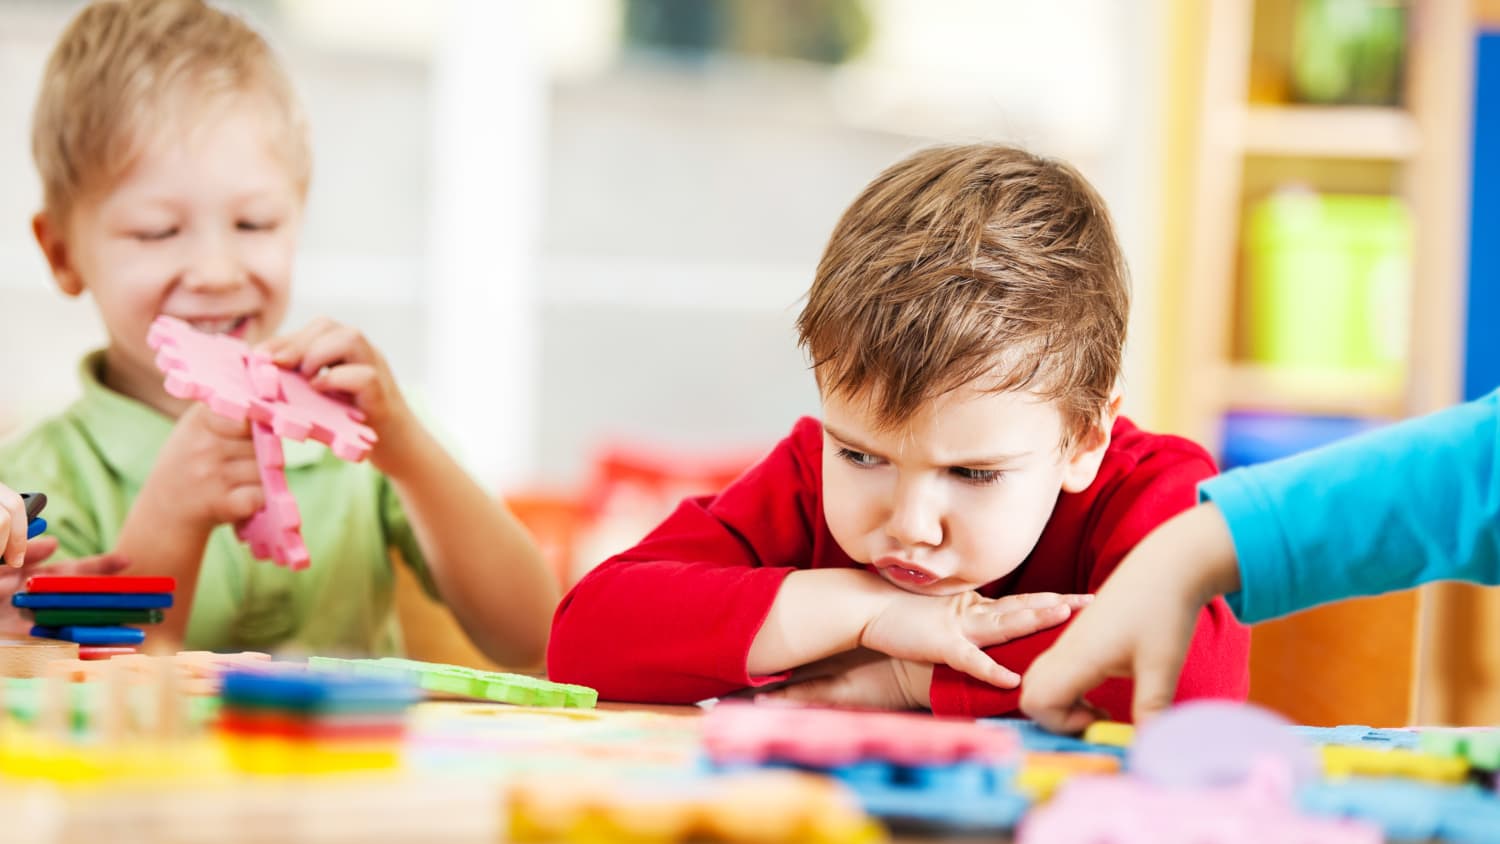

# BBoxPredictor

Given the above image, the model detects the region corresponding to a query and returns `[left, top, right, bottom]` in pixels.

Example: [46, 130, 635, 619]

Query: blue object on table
[13, 592, 173, 609]
[1219, 411, 1384, 470]
[1291, 724, 1422, 751]
[30, 624, 145, 645]
[708, 757, 1029, 831]
[220, 668, 420, 712]
[1298, 778, 1500, 843]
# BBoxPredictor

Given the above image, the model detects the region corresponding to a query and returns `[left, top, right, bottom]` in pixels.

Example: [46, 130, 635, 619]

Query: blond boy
[6, 0, 557, 660]
[550, 145, 1249, 716]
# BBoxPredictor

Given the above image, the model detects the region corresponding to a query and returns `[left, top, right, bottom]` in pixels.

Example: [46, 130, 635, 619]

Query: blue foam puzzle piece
[26, 517, 45, 539]
[1291, 725, 1422, 751]
[984, 718, 1128, 759]
[13, 592, 173, 609]
[708, 757, 1029, 830]
[1298, 778, 1500, 843]
[220, 668, 419, 712]
[30, 624, 145, 645]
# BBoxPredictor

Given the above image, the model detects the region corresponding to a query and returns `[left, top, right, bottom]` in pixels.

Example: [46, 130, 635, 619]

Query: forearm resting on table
[745, 568, 894, 676]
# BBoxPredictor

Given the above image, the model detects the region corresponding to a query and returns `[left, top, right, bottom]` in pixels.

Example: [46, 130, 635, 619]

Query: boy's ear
[32, 211, 84, 297]
[1060, 392, 1124, 493]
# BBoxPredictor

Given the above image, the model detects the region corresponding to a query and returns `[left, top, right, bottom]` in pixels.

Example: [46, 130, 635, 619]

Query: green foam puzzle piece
[1421, 729, 1500, 770]
[306, 656, 598, 709]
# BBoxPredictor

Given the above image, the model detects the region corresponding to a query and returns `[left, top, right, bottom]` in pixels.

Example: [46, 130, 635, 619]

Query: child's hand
[760, 653, 933, 710]
[0, 537, 129, 636]
[258, 318, 417, 472]
[0, 485, 31, 568]
[860, 590, 1092, 690]
[141, 404, 263, 531]
[1021, 503, 1242, 732]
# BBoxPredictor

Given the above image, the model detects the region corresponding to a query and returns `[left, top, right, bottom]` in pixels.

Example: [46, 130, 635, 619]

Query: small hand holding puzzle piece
[147, 316, 378, 569]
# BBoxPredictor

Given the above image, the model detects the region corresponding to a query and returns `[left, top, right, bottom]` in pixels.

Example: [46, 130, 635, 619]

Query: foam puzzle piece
[1015, 752, 1122, 802]
[30, 625, 145, 646]
[26, 517, 45, 539]
[1020, 768, 1382, 844]
[307, 656, 600, 709]
[234, 421, 309, 569]
[1297, 778, 1500, 843]
[985, 718, 1128, 758]
[1420, 728, 1500, 770]
[219, 667, 419, 713]
[1081, 721, 1135, 747]
[147, 315, 376, 461]
[701, 703, 1019, 767]
[507, 771, 884, 844]
[13, 593, 172, 610]
[1321, 745, 1469, 784]
[24, 575, 176, 594]
[217, 709, 407, 741]
[77, 646, 139, 661]
[1292, 725, 1422, 751]
[28, 609, 164, 627]
[1129, 700, 1321, 788]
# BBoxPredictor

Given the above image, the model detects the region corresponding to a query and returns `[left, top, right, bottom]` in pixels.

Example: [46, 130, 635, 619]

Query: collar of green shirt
[72, 350, 327, 486]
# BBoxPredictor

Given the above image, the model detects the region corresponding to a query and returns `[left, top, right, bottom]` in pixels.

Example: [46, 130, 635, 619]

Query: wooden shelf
[1221, 363, 1405, 417]
[1240, 105, 1420, 160]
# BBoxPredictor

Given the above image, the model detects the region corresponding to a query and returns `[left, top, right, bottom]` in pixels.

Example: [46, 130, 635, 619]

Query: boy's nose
[885, 479, 944, 549]
[183, 236, 246, 292]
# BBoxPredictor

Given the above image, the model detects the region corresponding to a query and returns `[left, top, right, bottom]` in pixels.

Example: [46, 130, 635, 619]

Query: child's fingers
[222, 484, 267, 523]
[968, 602, 1073, 647]
[260, 317, 332, 367]
[22, 536, 60, 567]
[1131, 636, 1192, 726]
[0, 488, 25, 568]
[298, 325, 367, 376]
[311, 363, 378, 398]
[223, 456, 264, 490]
[949, 641, 1020, 688]
[52, 552, 130, 577]
[194, 407, 254, 443]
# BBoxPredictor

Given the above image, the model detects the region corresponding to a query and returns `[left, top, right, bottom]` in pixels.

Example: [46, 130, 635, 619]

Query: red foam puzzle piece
[24, 575, 177, 594]
[701, 703, 1019, 767]
[147, 316, 375, 569]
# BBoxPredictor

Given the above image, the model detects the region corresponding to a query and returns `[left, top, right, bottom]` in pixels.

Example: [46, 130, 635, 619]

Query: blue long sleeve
[1198, 390, 1500, 624]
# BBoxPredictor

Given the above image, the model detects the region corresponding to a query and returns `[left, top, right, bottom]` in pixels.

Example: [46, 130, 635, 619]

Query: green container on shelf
[1244, 190, 1411, 372]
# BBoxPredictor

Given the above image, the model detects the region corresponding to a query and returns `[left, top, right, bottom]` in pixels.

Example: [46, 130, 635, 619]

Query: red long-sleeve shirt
[549, 416, 1249, 718]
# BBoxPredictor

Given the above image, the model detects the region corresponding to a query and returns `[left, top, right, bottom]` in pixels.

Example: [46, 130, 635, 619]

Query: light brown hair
[796, 144, 1129, 449]
[32, 0, 309, 222]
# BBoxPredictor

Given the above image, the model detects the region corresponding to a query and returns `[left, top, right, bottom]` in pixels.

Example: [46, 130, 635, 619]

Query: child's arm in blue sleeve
[1199, 389, 1500, 624]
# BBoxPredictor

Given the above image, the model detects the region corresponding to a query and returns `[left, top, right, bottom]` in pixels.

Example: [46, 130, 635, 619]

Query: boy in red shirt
[549, 145, 1249, 718]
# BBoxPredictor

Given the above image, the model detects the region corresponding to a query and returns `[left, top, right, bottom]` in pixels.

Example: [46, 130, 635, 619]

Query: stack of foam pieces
[215, 665, 420, 774]
[13, 576, 176, 658]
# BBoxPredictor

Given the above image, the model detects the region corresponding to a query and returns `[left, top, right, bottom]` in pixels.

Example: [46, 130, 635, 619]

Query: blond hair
[32, 0, 309, 221]
[796, 144, 1129, 449]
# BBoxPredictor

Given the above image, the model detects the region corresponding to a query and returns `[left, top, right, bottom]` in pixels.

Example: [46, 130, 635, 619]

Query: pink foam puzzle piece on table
[1129, 700, 1321, 789]
[701, 702, 1019, 767]
[1018, 765, 1382, 844]
[235, 421, 309, 570]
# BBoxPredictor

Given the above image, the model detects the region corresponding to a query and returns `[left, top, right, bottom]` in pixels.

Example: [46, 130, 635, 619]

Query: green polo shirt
[0, 352, 437, 655]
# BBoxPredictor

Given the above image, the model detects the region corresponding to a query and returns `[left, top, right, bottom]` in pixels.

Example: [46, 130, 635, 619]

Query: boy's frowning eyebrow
[822, 422, 1031, 467]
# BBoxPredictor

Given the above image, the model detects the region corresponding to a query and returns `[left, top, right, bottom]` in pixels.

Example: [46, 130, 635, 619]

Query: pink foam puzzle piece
[147, 316, 376, 461]
[235, 422, 309, 570]
[701, 702, 1019, 767]
[1018, 765, 1382, 844]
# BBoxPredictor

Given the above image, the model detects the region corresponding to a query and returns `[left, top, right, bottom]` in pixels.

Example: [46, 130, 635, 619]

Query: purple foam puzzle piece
[1128, 700, 1320, 789]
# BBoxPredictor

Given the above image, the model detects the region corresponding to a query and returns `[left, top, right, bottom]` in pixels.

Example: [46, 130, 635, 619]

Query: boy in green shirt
[5, 0, 558, 660]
